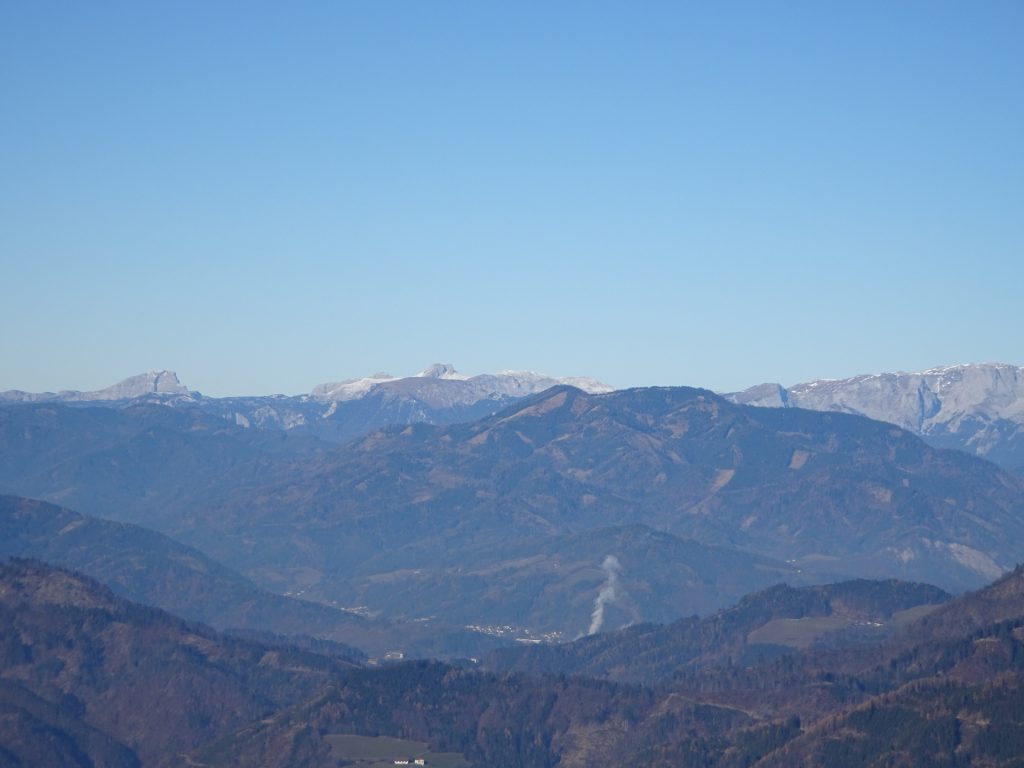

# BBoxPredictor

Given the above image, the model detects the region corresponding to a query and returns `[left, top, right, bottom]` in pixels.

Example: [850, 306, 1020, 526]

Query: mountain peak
[417, 363, 466, 380]
[87, 370, 190, 400]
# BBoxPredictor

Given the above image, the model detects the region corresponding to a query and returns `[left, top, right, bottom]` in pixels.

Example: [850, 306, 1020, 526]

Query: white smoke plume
[587, 555, 622, 636]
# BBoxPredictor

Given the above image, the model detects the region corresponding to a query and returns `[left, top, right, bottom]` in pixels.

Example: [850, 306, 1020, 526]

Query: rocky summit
[0, 370, 190, 403]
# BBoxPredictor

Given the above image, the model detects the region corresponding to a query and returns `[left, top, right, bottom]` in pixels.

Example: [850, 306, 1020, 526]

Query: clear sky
[2, 2, 1021, 396]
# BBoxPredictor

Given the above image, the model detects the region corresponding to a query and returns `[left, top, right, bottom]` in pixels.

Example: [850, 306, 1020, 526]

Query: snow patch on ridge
[311, 364, 613, 402]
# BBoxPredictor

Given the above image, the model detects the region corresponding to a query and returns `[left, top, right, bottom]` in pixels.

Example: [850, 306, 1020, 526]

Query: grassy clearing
[418, 753, 471, 768]
[747, 616, 854, 648]
[889, 603, 943, 626]
[324, 734, 468, 767]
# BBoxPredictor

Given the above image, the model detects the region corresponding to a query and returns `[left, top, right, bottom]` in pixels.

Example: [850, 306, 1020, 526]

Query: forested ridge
[5, 559, 1024, 766]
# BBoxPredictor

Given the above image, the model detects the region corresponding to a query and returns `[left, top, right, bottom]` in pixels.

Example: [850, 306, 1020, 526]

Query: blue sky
[2, 2, 1021, 396]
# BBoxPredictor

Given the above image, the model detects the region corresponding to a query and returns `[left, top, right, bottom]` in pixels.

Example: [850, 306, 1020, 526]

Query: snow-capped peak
[310, 372, 398, 401]
[416, 363, 469, 381]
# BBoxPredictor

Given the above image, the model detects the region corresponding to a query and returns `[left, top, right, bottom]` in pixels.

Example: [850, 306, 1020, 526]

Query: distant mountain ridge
[311, 362, 611, 402]
[54, 384, 1017, 597]
[10, 362, 1023, 471]
[1, 364, 612, 444]
[4, 385, 1023, 608]
[1, 363, 610, 404]
[728, 362, 1024, 471]
[0, 370, 190, 402]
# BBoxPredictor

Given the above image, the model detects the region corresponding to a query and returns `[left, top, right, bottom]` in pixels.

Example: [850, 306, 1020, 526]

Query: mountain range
[4, 381, 1024, 647]
[172, 385, 1024, 593]
[729, 362, 1024, 472]
[6, 362, 1022, 472]
[1, 364, 612, 444]
[5, 361, 1024, 764]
